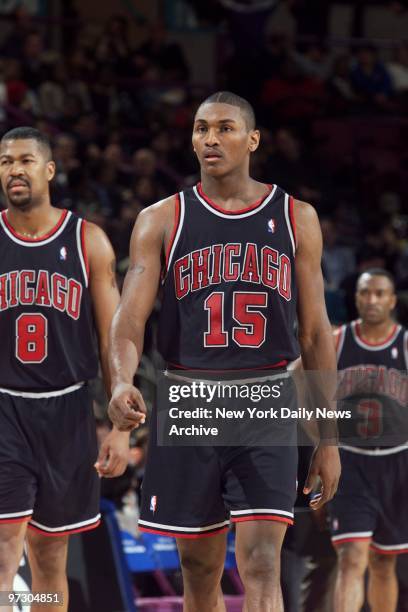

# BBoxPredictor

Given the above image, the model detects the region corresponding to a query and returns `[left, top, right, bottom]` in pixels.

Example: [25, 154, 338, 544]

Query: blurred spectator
[21, 31, 48, 89]
[350, 45, 394, 109]
[321, 217, 356, 289]
[95, 14, 132, 76]
[327, 53, 358, 113]
[387, 42, 408, 94]
[137, 22, 189, 82]
[264, 128, 326, 206]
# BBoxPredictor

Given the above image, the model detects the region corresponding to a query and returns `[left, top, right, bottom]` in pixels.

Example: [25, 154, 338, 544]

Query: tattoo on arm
[109, 259, 118, 288]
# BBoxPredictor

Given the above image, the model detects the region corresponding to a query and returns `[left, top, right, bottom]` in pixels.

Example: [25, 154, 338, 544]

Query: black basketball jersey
[336, 320, 408, 448]
[0, 209, 98, 390]
[158, 183, 300, 370]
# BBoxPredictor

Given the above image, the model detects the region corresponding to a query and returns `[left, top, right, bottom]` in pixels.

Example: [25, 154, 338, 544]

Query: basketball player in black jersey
[0, 127, 130, 612]
[330, 270, 408, 612]
[108, 92, 341, 611]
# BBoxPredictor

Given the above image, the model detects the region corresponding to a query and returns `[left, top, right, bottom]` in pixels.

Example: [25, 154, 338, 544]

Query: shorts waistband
[340, 442, 408, 456]
[0, 382, 85, 399]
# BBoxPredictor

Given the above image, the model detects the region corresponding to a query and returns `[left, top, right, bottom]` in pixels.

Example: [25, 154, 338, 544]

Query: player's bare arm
[294, 199, 341, 509]
[85, 222, 129, 477]
[108, 196, 175, 431]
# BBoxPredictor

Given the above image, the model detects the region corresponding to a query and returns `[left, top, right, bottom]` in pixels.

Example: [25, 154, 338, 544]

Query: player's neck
[6, 203, 62, 239]
[200, 173, 262, 208]
[358, 318, 396, 343]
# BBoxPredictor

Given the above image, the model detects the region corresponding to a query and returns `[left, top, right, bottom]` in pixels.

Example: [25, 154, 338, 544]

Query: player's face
[355, 274, 396, 324]
[0, 138, 55, 209]
[192, 103, 259, 177]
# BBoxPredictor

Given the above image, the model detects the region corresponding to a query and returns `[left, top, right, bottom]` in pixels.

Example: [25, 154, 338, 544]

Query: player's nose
[204, 127, 220, 146]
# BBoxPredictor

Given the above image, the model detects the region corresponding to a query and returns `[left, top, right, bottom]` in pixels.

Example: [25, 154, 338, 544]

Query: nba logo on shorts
[59, 246, 67, 261]
[267, 219, 276, 233]
[150, 495, 157, 513]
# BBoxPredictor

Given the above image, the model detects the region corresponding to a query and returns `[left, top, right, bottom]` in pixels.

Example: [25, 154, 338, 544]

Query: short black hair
[197, 91, 256, 130]
[357, 268, 395, 292]
[1, 126, 52, 160]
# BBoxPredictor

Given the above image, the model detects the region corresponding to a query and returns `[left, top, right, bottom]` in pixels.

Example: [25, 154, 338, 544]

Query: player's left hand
[303, 444, 341, 510]
[94, 428, 130, 478]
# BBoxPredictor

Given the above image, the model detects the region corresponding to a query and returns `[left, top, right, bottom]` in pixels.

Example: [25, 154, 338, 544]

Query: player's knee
[241, 541, 280, 583]
[0, 537, 23, 585]
[179, 548, 223, 579]
[336, 542, 368, 576]
[369, 551, 396, 577]
[28, 536, 68, 580]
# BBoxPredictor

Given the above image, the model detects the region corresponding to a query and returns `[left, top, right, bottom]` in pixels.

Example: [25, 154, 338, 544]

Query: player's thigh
[335, 540, 370, 574]
[26, 530, 69, 576]
[177, 531, 227, 576]
[235, 519, 288, 570]
[0, 521, 28, 575]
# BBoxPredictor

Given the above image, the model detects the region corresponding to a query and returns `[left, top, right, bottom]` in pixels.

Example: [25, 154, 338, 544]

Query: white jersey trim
[340, 442, 408, 456]
[332, 531, 373, 542]
[166, 191, 185, 274]
[284, 194, 296, 256]
[335, 324, 347, 361]
[139, 518, 230, 532]
[371, 541, 408, 552]
[0, 211, 72, 247]
[0, 381, 84, 398]
[76, 218, 89, 287]
[230, 508, 293, 518]
[351, 320, 402, 351]
[30, 513, 101, 532]
[0, 509, 33, 519]
[193, 184, 277, 219]
[404, 330, 408, 370]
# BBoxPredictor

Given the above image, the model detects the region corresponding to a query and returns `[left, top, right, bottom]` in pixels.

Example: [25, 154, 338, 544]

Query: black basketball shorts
[329, 446, 408, 554]
[139, 370, 298, 538]
[0, 384, 100, 536]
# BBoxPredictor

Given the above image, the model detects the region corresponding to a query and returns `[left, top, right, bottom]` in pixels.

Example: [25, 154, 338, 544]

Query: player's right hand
[108, 383, 147, 431]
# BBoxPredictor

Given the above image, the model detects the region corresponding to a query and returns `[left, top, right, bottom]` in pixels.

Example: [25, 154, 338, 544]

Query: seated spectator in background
[328, 53, 358, 114]
[321, 217, 356, 290]
[264, 127, 326, 206]
[21, 31, 48, 90]
[1, 5, 35, 58]
[291, 43, 331, 81]
[387, 42, 408, 95]
[137, 22, 189, 82]
[350, 45, 394, 110]
[95, 14, 132, 76]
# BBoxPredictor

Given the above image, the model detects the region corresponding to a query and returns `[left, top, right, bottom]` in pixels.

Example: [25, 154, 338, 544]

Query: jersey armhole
[163, 192, 184, 280]
[335, 324, 346, 361]
[76, 219, 89, 287]
[284, 194, 296, 256]
[404, 330, 408, 371]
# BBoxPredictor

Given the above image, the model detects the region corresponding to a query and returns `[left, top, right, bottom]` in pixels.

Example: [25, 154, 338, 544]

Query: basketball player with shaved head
[109, 91, 341, 611]
[0, 127, 130, 612]
[330, 269, 408, 612]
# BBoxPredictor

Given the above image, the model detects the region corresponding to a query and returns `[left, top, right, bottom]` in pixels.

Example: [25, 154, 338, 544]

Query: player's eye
[196, 125, 207, 133]
[221, 126, 233, 132]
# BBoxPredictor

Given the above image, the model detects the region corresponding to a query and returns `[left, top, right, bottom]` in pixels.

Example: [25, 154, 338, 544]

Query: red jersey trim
[331, 536, 372, 546]
[231, 515, 293, 525]
[289, 196, 297, 246]
[1, 209, 68, 243]
[165, 193, 181, 268]
[197, 182, 273, 215]
[139, 526, 229, 539]
[0, 515, 32, 525]
[370, 543, 408, 556]
[355, 322, 398, 347]
[27, 519, 101, 537]
[80, 220, 90, 278]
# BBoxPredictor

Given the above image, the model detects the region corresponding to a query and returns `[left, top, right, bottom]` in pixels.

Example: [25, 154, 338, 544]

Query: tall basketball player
[108, 91, 341, 611]
[330, 269, 408, 612]
[0, 127, 130, 612]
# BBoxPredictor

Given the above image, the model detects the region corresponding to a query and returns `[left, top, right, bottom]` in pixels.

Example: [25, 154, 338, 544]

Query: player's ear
[248, 129, 260, 153]
[46, 160, 56, 182]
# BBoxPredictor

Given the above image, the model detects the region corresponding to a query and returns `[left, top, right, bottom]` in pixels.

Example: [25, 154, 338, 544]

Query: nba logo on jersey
[59, 246, 67, 261]
[391, 347, 398, 359]
[267, 219, 276, 233]
[150, 495, 157, 513]
[332, 518, 339, 531]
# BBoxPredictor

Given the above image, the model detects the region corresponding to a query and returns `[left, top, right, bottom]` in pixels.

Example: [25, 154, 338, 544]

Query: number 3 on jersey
[204, 291, 267, 348]
[16, 313, 48, 363]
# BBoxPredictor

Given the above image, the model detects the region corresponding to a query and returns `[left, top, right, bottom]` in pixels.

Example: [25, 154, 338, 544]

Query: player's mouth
[204, 151, 223, 162]
[8, 180, 29, 192]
